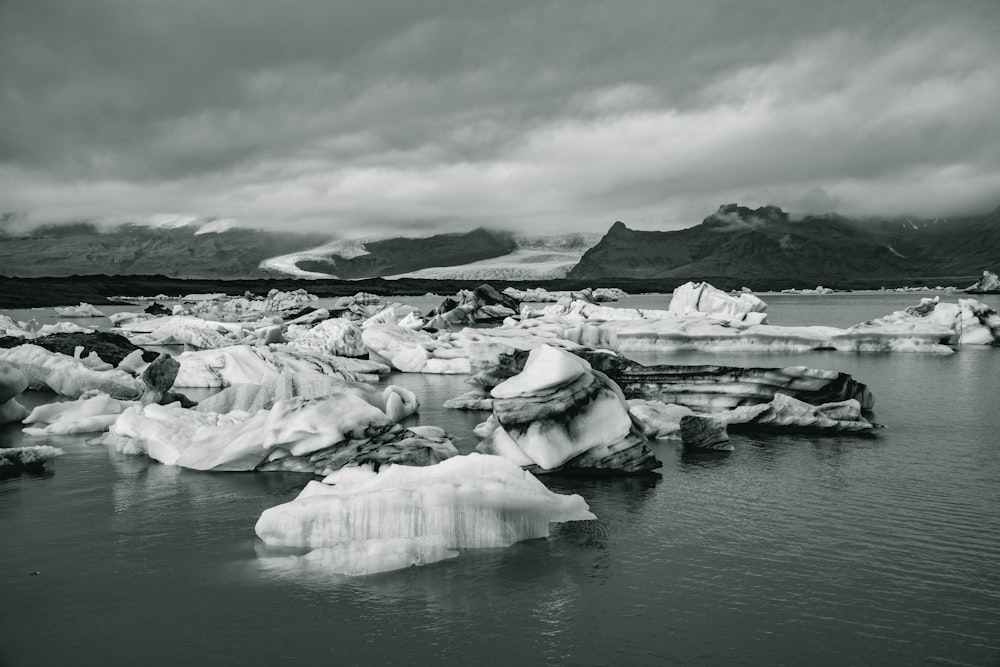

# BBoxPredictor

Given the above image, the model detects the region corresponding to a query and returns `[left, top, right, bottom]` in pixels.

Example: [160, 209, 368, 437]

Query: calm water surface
[2, 293, 999, 666]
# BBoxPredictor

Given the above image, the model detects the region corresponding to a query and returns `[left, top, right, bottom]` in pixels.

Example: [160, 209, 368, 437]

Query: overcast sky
[1, 0, 998, 237]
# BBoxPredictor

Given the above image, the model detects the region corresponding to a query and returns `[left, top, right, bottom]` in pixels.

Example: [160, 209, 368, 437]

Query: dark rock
[23, 331, 156, 367]
[144, 302, 172, 316]
[140, 354, 196, 407]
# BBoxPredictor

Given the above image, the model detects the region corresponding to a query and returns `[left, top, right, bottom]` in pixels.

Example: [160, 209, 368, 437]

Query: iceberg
[966, 270, 1000, 294]
[254, 453, 595, 575]
[717, 393, 876, 432]
[850, 297, 1000, 346]
[627, 394, 876, 439]
[0, 362, 30, 424]
[668, 282, 768, 323]
[679, 415, 733, 452]
[100, 392, 454, 474]
[115, 315, 256, 349]
[54, 302, 105, 318]
[173, 344, 389, 388]
[611, 361, 874, 411]
[193, 371, 418, 422]
[285, 317, 366, 357]
[22, 392, 137, 435]
[476, 345, 660, 474]
[0, 344, 145, 399]
[361, 325, 471, 374]
[0, 445, 64, 472]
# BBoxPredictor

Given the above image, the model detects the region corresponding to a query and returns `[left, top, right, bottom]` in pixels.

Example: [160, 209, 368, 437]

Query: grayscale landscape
[1, 1, 999, 666]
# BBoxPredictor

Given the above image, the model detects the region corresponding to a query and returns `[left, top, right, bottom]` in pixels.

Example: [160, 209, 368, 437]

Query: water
[2, 293, 999, 666]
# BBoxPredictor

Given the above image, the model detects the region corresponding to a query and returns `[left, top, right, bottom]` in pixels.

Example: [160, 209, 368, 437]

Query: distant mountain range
[0, 222, 329, 279]
[2, 204, 997, 286]
[568, 204, 1000, 285]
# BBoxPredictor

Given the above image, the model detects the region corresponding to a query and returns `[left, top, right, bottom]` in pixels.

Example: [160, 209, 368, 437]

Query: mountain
[0, 222, 331, 279]
[568, 204, 1000, 285]
[260, 228, 519, 279]
[0, 223, 520, 280]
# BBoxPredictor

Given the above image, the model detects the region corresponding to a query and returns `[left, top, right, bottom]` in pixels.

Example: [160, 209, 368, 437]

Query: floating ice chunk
[479, 346, 658, 474]
[285, 318, 366, 357]
[0, 445, 64, 469]
[627, 400, 694, 438]
[174, 344, 388, 387]
[22, 392, 137, 435]
[0, 362, 30, 424]
[254, 453, 595, 575]
[361, 325, 471, 374]
[54, 303, 105, 317]
[116, 315, 253, 349]
[669, 282, 767, 323]
[102, 392, 452, 473]
[491, 344, 590, 399]
[0, 345, 144, 399]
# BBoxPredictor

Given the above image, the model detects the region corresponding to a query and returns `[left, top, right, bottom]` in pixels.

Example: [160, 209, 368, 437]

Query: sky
[1, 0, 999, 238]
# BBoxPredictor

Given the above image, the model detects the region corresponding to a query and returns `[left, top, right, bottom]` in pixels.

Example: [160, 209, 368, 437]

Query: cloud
[1, 0, 998, 237]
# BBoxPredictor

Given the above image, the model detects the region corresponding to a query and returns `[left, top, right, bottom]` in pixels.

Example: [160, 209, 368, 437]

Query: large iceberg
[284, 318, 367, 357]
[100, 392, 455, 474]
[966, 270, 1000, 293]
[173, 344, 389, 387]
[850, 297, 1000, 346]
[668, 281, 768, 323]
[610, 361, 874, 411]
[476, 345, 660, 474]
[361, 325, 471, 374]
[254, 453, 595, 575]
[193, 371, 418, 422]
[0, 344, 144, 399]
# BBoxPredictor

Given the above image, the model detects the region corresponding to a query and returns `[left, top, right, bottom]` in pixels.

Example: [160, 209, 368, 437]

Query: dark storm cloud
[1, 0, 998, 236]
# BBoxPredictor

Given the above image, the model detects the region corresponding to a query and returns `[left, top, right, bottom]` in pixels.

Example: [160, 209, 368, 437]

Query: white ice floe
[115, 315, 257, 349]
[102, 391, 454, 473]
[284, 317, 367, 357]
[668, 282, 768, 323]
[22, 392, 137, 435]
[173, 344, 390, 387]
[361, 325, 471, 374]
[192, 371, 418, 422]
[54, 302, 105, 318]
[0, 362, 30, 424]
[254, 453, 595, 575]
[0, 345, 145, 399]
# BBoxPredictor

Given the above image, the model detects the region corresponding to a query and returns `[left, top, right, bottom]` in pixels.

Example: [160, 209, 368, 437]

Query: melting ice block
[102, 391, 454, 473]
[54, 303, 105, 318]
[478, 345, 660, 474]
[0, 344, 144, 399]
[254, 454, 596, 575]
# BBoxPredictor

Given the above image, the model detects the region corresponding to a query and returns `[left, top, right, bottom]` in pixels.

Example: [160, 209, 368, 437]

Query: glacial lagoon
[2, 292, 999, 666]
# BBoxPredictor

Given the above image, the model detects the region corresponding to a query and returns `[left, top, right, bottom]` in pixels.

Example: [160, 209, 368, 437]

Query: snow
[254, 453, 595, 575]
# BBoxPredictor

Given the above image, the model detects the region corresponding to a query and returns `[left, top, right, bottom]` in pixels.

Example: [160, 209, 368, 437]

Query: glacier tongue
[254, 454, 595, 575]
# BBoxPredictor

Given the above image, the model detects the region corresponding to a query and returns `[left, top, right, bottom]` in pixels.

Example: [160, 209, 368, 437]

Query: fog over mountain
[2, 0, 999, 238]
